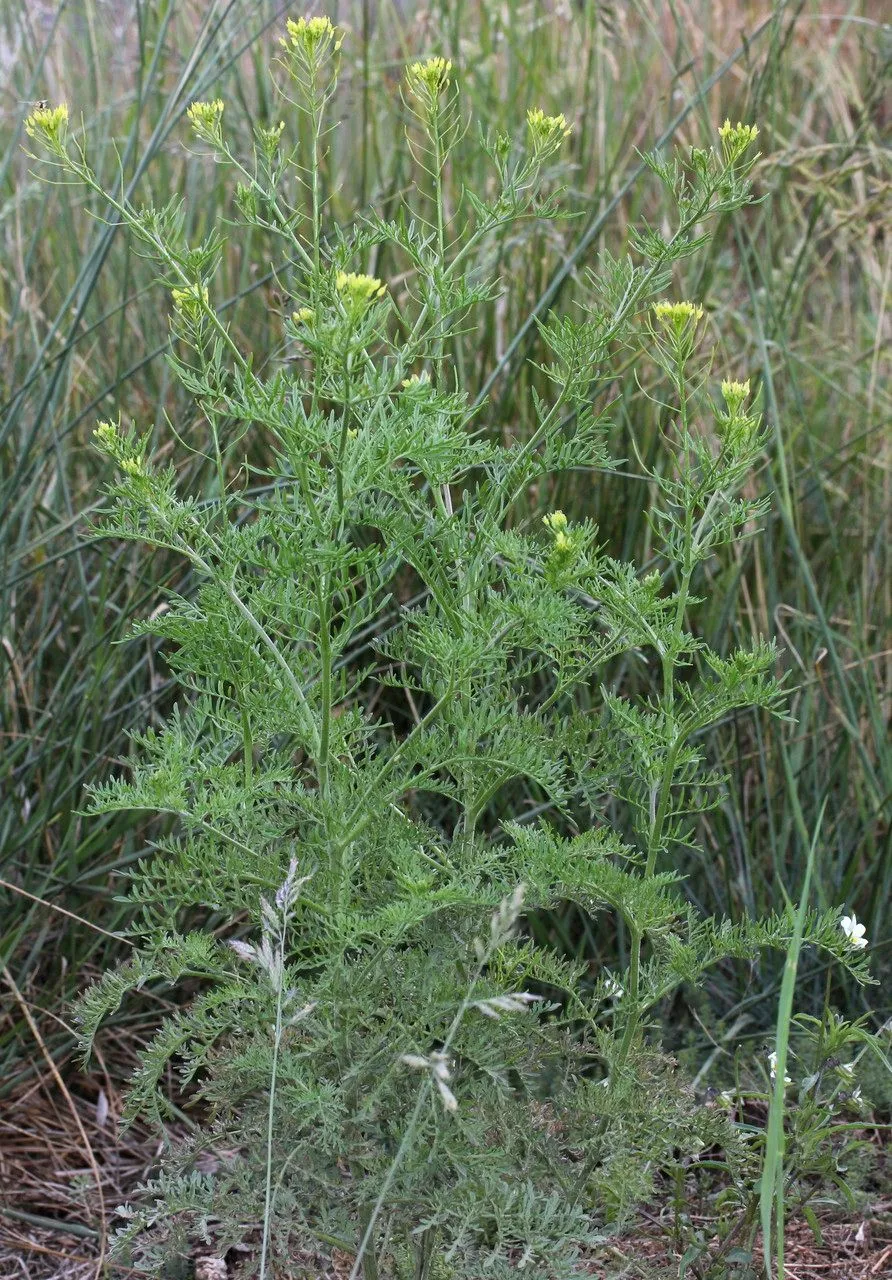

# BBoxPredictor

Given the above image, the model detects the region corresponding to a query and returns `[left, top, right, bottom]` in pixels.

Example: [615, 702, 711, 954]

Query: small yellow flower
[721, 379, 750, 403]
[652, 300, 704, 332]
[542, 510, 568, 534]
[720, 378, 751, 417]
[93, 418, 147, 475]
[171, 283, 210, 321]
[257, 120, 286, 159]
[526, 108, 572, 156]
[292, 307, 314, 325]
[543, 511, 580, 577]
[717, 379, 759, 454]
[405, 56, 453, 103]
[24, 103, 69, 149]
[718, 119, 759, 164]
[335, 271, 387, 309]
[186, 99, 224, 141]
[93, 420, 119, 451]
[281, 15, 342, 56]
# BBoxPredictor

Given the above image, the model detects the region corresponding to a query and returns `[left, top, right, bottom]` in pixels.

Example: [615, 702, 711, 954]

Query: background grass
[1, 0, 889, 1111]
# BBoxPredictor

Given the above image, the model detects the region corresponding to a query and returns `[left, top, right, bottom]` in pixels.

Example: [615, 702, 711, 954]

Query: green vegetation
[1, 3, 889, 1277]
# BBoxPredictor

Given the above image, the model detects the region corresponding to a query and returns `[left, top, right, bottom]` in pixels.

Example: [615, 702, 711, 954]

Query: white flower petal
[840, 912, 869, 949]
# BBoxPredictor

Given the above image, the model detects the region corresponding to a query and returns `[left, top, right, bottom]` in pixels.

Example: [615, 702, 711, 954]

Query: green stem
[70, 155, 248, 371]
[615, 925, 642, 1066]
[241, 699, 253, 790]
[222, 579, 320, 755]
[433, 114, 446, 267]
[612, 365, 701, 1075]
[258, 919, 287, 1280]
[335, 355, 354, 519]
[311, 93, 323, 278]
[317, 576, 333, 806]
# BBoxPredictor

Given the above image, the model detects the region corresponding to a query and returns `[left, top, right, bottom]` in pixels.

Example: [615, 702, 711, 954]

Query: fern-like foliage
[23, 34, 877, 1280]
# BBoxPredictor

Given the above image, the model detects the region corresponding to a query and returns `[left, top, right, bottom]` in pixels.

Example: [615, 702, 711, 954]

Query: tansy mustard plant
[24, 37, 880, 1280]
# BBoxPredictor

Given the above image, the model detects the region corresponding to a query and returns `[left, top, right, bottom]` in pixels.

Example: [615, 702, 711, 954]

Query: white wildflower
[768, 1051, 791, 1086]
[840, 913, 868, 950]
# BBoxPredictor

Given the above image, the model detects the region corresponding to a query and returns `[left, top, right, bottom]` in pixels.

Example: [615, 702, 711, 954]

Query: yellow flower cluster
[24, 103, 69, 148]
[543, 510, 574, 557]
[335, 271, 387, 308]
[720, 379, 751, 414]
[171, 283, 210, 320]
[282, 15, 342, 56]
[542, 511, 568, 534]
[405, 56, 453, 102]
[93, 420, 146, 477]
[186, 99, 224, 140]
[716, 378, 759, 454]
[652, 300, 704, 334]
[257, 119, 286, 159]
[718, 119, 759, 164]
[93, 420, 119, 451]
[526, 108, 572, 155]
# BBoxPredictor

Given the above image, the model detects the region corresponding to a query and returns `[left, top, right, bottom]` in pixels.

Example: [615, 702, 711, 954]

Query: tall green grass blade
[760, 797, 826, 1280]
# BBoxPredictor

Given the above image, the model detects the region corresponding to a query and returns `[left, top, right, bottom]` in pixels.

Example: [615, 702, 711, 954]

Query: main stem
[614, 382, 697, 1072]
[317, 577, 333, 806]
[311, 93, 323, 279]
